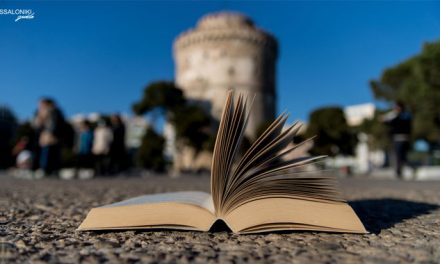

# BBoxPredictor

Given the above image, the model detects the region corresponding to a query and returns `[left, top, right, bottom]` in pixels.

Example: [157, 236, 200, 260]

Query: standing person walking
[382, 101, 412, 179]
[33, 98, 65, 177]
[92, 119, 113, 176]
[76, 120, 94, 173]
[110, 114, 126, 174]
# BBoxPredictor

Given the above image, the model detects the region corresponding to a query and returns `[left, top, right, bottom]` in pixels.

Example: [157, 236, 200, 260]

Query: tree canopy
[169, 104, 212, 151]
[306, 106, 357, 156]
[132, 81, 213, 159]
[137, 127, 167, 172]
[370, 40, 440, 147]
[132, 81, 185, 115]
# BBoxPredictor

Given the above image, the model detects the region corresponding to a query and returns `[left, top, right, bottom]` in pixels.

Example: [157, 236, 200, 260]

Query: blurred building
[342, 103, 384, 174]
[169, 11, 279, 171]
[174, 11, 278, 138]
[344, 103, 375, 126]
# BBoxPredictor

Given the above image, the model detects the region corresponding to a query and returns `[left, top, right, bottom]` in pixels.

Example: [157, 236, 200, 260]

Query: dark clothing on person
[79, 130, 93, 155]
[94, 154, 111, 176]
[110, 124, 126, 174]
[388, 111, 412, 136]
[384, 110, 412, 178]
[393, 140, 410, 177]
[48, 108, 65, 140]
[76, 129, 94, 169]
[35, 106, 65, 175]
[92, 124, 113, 176]
[77, 153, 93, 169]
[40, 144, 61, 175]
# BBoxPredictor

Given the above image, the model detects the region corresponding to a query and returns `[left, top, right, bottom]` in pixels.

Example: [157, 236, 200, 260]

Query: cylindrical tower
[174, 12, 278, 137]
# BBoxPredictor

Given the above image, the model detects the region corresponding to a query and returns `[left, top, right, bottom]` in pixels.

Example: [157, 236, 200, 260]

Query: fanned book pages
[79, 92, 367, 234]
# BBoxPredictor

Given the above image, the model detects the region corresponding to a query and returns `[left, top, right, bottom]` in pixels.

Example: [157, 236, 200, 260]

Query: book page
[211, 92, 251, 216]
[223, 173, 344, 214]
[224, 197, 367, 234]
[210, 92, 336, 216]
[78, 192, 216, 231]
[102, 191, 215, 214]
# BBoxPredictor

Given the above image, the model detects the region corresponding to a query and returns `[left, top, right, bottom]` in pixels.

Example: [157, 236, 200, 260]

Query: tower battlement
[173, 11, 278, 138]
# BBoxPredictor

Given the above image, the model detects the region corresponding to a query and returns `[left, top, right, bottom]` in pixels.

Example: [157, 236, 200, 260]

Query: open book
[79, 92, 367, 234]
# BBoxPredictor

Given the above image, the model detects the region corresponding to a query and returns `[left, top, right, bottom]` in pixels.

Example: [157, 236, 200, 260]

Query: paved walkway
[1, 175, 440, 263]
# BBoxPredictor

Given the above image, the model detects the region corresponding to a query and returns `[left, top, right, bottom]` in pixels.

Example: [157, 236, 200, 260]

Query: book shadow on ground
[349, 198, 439, 234]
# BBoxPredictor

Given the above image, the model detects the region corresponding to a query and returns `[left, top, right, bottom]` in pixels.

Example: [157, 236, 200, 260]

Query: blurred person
[381, 101, 412, 178]
[16, 150, 33, 170]
[92, 119, 113, 176]
[33, 98, 65, 176]
[13, 136, 32, 169]
[110, 114, 126, 174]
[76, 120, 94, 172]
[12, 136, 30, 156]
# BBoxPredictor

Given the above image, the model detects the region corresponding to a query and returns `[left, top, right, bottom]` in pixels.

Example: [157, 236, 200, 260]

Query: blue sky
[1, 1, 439, 122]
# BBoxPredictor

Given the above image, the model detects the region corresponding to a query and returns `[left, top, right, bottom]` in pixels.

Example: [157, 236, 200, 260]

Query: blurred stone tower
[173, 12, 278, 137]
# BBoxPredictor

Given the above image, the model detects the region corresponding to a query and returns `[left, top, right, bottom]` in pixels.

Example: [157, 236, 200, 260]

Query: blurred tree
[132, 81, 212, 153]
[169, 104, 211, 151]
[137, 127, 167, 172]
[370, 40, 440, 149]
[306, 107, 357, 156]
[0, 106, 18, 168]
[132, 81, 185, 116]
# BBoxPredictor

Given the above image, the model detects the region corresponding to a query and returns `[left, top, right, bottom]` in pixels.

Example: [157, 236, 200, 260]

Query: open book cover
[79, 92, 367, 234]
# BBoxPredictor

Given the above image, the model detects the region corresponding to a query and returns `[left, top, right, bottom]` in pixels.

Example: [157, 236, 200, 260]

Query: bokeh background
[1, 1, 440, 178]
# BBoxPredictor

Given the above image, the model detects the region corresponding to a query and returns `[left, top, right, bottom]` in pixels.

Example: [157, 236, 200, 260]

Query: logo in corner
[0, 9, 35, 22]
[15, 12, 35, 22]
